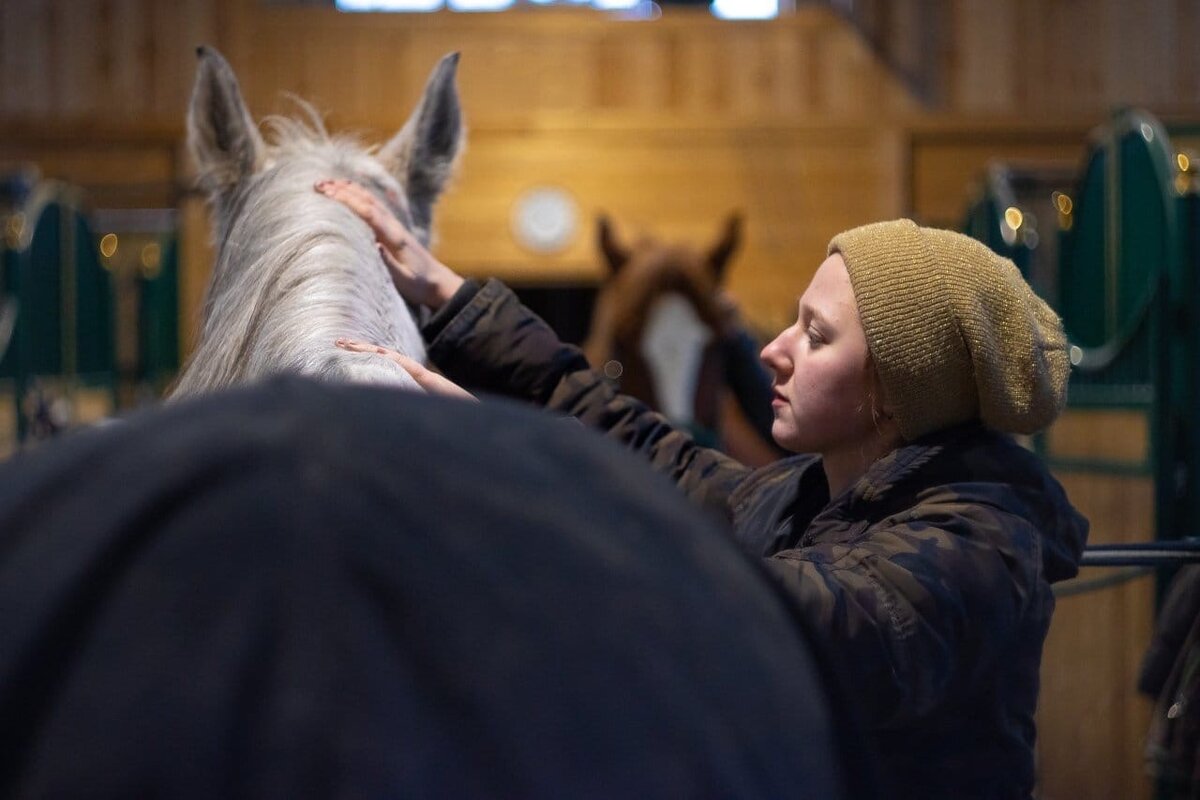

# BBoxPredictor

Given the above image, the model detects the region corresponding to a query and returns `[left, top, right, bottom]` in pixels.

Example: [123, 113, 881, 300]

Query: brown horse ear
[597, 214, 631, 274]
[708, 213, 743, 282]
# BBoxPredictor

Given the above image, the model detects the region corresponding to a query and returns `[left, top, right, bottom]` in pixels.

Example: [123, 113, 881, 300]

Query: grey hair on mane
[171, 46, 464, 400]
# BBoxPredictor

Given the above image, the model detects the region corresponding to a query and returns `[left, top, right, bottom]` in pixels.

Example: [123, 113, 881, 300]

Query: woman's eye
[807, 327, 824, 346]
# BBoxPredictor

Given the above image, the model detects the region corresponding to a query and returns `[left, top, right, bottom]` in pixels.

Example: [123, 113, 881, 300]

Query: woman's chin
[770, 424, 806, 454]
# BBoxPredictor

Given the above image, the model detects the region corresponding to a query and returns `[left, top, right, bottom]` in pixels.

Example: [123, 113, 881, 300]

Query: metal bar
[1081, 541, 1200, 567]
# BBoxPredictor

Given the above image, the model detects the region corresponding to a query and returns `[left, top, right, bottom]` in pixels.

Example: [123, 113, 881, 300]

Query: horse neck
[178, 156, 388, 395]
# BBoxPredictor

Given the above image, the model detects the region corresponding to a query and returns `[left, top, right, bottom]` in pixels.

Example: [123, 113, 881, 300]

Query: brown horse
[582, 215, 782, 466]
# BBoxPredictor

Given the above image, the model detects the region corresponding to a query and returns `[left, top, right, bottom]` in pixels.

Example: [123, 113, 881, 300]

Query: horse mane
[172, 105, 423, 398]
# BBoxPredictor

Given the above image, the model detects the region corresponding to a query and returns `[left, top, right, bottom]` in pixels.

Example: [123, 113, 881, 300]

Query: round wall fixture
[511, 186, 579, 254]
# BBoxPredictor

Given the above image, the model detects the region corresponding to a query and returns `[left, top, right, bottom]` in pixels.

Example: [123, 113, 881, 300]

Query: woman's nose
[760, 332, 786, 372]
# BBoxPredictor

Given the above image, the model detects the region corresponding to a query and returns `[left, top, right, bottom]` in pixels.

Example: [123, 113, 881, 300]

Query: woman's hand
[315, 179, 464, 310]
[336, 338, 477, 402]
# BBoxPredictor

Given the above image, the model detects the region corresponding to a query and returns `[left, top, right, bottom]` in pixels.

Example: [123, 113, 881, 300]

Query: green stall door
[0, 181, 116, 443]
[1057, 111, 1178, 408]
[138, 232, 180, 386]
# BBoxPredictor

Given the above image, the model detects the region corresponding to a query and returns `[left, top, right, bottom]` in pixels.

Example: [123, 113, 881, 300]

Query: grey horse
[171, 46, 463, 398]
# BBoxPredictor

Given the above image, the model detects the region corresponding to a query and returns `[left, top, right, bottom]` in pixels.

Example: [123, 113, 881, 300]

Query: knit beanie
[828, 219, 1069, 441]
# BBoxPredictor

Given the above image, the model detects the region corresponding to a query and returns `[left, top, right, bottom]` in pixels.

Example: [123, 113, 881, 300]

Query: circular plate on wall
[511, 186, 579, 254]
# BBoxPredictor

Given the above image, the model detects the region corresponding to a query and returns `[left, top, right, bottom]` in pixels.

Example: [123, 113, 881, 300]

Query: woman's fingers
[315, 179, 405, 249]
[335, 339, 478, 402]
[377, 237, 464, 311]
[316, 177, 464, 309]
[389, 353, 477, 401]
[335, 339, 383, 355]
[375, 243, 420, 296]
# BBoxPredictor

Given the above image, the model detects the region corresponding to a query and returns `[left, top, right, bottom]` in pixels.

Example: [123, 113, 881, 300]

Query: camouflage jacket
[425, 279, 1090, 800]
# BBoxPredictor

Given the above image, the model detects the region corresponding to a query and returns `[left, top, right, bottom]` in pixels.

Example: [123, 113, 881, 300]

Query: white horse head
[170, 46, 464, 398]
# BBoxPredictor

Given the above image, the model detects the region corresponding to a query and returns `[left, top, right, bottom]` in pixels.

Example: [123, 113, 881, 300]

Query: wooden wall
[5, 0, 1200, 333]
[215, 1, 917, 340]
[1040, 409, 1158, 800]
[2, 1, 1196, 797]
[946, 0, 1200, 115]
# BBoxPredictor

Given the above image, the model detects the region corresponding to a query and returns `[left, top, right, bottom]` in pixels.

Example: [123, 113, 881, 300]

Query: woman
[316, 179, 1088, 799]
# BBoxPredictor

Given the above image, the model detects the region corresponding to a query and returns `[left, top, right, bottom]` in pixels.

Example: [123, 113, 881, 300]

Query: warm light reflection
[1052, 192, 1074, 230]
[99, 233, 119, 258]
[140, 242, 162, 276]
[5, 212, 24, 245]
[1004, 206, 1023, 230]
[1178, 152, 1192, 173]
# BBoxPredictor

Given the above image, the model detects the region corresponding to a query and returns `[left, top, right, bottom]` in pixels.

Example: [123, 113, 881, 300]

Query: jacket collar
[816, 421, 987, 523]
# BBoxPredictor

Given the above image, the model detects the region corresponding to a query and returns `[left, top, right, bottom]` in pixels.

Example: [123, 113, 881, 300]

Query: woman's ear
[866, 358, 898, 429]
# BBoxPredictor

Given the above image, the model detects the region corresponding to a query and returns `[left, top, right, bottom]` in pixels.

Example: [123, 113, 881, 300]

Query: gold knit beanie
[828, 219, 1069, 441]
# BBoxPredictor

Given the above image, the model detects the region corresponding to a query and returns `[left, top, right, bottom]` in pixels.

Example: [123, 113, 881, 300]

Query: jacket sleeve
[423, 278, 753, 517]
[761, 496, 1046, 730]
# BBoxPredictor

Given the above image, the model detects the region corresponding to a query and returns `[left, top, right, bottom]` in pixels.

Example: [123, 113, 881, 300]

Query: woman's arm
[318, 180, 753, 517]
[425, 278, 752, 518]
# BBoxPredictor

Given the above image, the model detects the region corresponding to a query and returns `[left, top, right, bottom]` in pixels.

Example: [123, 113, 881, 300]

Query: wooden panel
[425, 121, 901, 332]
[0, 0, 218, 124]
[222, 4, 909, 128]
[909, 123, 1089, 225]
[0, 132, 180, 208]
[8, 0, 1200, 128]
[1, 0, 53, 117]
[1174, 0, 1200, 104]
[950, 0, 1018, 112]
[1037, 471, 1156, 800]
[1045, 408, 1150, 464]
[1103, 0, 1175, 109]
[178, 196, 214, 358]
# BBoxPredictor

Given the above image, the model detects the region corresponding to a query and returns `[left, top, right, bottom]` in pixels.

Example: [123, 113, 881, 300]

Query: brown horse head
[583, 214, 742, 448]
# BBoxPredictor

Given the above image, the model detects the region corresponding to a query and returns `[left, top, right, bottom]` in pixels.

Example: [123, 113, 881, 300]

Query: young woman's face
[760, 253, 878, 455]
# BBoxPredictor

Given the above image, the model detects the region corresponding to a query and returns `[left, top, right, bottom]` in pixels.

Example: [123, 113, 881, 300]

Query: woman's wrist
[428, 270, 464, 310]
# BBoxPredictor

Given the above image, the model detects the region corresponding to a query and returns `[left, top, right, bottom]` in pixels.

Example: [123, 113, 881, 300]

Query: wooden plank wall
[1041, 410, 1157, 800]
[211, 1, 917, 336]
[947, 0, 1200, 115]
[4, 0, 1200, 331]
[3, 1, 1199, 798]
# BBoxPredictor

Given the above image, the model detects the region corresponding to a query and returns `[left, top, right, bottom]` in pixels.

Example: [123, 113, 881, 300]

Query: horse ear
[707, 213, 742, 282]
[379, 53, 465, 243]
[187, 46, 265, 201]
[597, 214, 630, 273]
